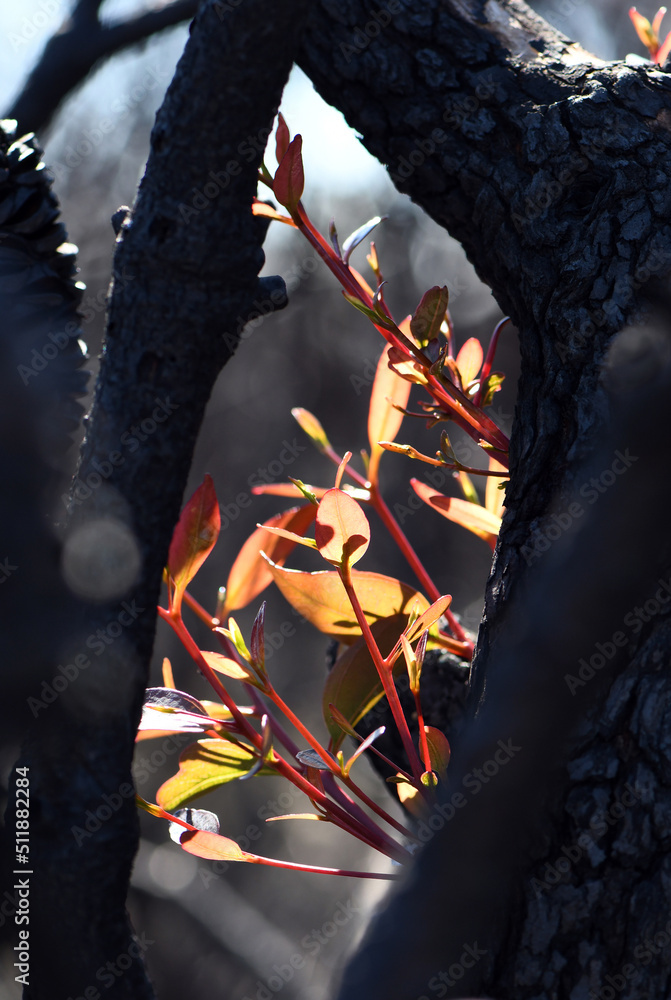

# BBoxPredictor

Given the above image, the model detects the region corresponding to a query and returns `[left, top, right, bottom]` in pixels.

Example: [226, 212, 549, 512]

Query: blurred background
[0, 0, 644, 995]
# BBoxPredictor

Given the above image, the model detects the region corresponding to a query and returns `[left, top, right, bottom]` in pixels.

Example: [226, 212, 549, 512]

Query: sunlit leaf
[292, 407, 331, 452]
[368, 344, 412, 485]
[395, 779, 425, 817]
[251, 483, 370, 502]
[485, 456, 508, 519]
[296, 748, 336, 771]
[323, 614, 409, 749]
[168, 475, 220, 615]
[423, 726, 451, 777]
[410, 479, 501, 550]
[178, 829, 250, 861]
[273, 135, 304, 213]
[315, 488, 370, 568]
[410, 286, 449, 347]
[251, 200, 296, 226]
[169, 807, 220, 844]
[222, 504, 316, 615]
[403, 595, 452, 644]
[200, 650, 256, 683]
[143, 687, 207, 715]
[342, 216, 385, 264]
[265, 560, 428, 643]
[156, 738, 277, 811]
[162, 657, 175, 689]
[455, 337, 483, 387]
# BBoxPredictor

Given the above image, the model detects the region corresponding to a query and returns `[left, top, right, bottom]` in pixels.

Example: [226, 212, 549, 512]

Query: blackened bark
[290, 2, 671, 998]
[19, 2, 307, 996]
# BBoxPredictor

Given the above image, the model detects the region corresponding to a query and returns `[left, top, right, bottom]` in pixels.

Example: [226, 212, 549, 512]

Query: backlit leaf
[410, 286, 449, 347]
[315, 488, 370, 568]
[273, 135, 304, 213]
[292, 407, 331, 452]
[485, 456, 508, 519]
[424, 726, 451, 777]
[178, 829, 250, 861]
[265, 560, 429, 643]
[222, 504, 316, 615]
[168, 475, 220, 614]
[367, 344, 412, 485]
[323, 614, 409, 749]
[410, 479, 501, 550]
[342, 216, 385, 264]
[157, 738, 277, 811]
[455, 337, 483, 387]
[200, 651, 256, 683]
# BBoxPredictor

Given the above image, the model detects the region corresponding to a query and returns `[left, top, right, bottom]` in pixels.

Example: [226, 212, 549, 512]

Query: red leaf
[168, 475, 220, 614]
[273, 135, 304, 213]
[315, 489, 370, 568]
[275, 113, 291, 163]
[222, 504, 316, 616]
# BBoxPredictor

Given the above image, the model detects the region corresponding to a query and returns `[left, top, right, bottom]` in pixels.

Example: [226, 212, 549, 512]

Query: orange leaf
[273, 135, 304, 213]
[485, 456, 508, 519]
[411, 479, 501, 550]
[455, 337, 483, 387]
[367, 344, 412, 485]
[222, 504, 316, 616]
[168, 476, 220, 614]
[251, 200, 296, 226]
[199, 651, 256, 682]
[315, 489, 370, 568]
[423, 726, 451, 777]
[178, 829, 250, 862]
[265, 560, 429, 643]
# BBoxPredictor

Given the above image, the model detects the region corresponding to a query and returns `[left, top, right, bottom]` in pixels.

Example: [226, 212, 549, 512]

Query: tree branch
[19, 1, 308, 995]
[7, 0, 199, 135]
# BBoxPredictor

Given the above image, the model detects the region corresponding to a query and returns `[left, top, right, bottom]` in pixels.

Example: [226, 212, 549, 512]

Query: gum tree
[5, 0, 671, 998]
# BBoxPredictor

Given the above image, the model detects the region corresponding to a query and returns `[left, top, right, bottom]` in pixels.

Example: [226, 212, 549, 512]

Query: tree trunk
[10, 2, 307, 996]
[290, 2, 671, 997]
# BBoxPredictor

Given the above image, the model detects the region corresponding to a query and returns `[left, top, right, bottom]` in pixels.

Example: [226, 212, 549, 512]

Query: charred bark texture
[17, 1, 307, 996]
[291, 2, 671, 998]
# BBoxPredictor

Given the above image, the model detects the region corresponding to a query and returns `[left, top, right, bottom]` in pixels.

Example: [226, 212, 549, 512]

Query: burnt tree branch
[19, 1, 307, 996]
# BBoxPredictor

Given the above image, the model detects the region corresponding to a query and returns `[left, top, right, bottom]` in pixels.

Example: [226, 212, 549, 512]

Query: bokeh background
[0, 1, 646, 996]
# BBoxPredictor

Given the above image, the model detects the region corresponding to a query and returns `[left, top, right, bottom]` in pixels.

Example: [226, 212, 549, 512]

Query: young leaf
[341, 216, 385, 265]
[199, 650, 257, 684]
[291, 407, 331, 453]
[221, 504, 317, 616]
[273, 135, 304, 213]
[178, 829, 250, 862]
[162, 657, 175, 689]
[251, 200, 296, 226]
[315, 488, 371, 568]
[264, 560, 429, 643]
[157, 738, 277, 812]
[259, 525, 318, 549]
[423, 726, 451, 777]
[143, 687, 207, 715]
[402, 595, 452, 644]
[485, 456, 508, 519]
[323, 614, 410, 748]
[343, 726, 386, 776]
[455, 337, 484, 387]
[296, 748, 337, 771]
[410, 479, 501, 550]
[367, 344, 412, 485]
[168, 475, 220, 615]
[275, 112, 290, 163]
[410, 286, 449, 347]
[250, 602, 266, 672]
[342, 292, 397, 331]
[169, 807, 220, 844]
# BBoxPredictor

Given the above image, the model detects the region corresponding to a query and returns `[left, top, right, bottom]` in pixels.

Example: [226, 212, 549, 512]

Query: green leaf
[323, 615, 408, 749]
[157, 738, 277, 811]
[410, 286, 449, 347]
